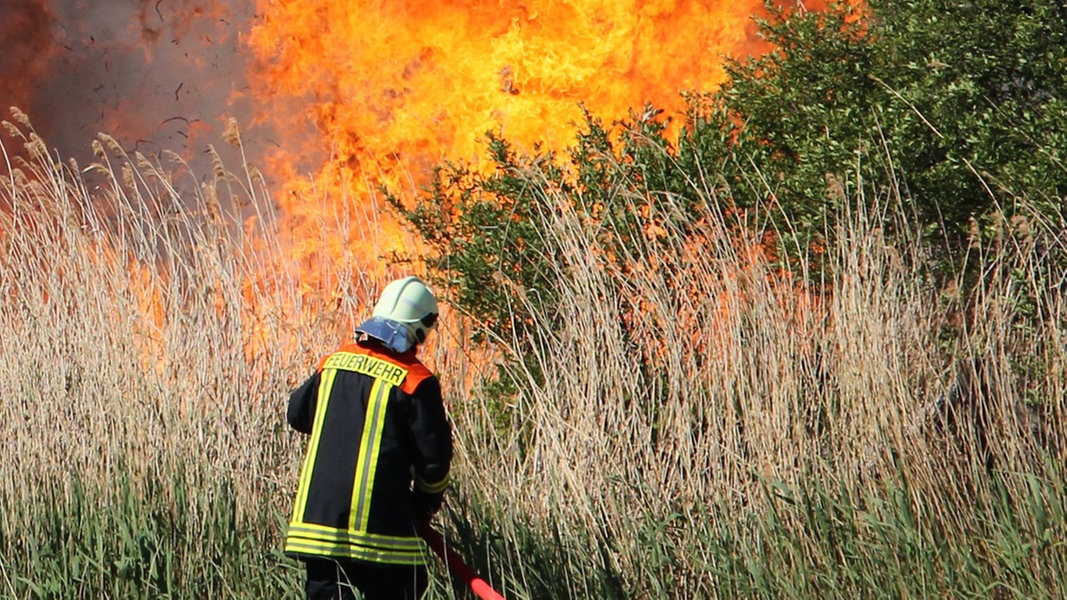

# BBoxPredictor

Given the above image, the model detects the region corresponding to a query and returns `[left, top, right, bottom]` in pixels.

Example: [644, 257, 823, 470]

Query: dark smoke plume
[2, 0, 270, 178]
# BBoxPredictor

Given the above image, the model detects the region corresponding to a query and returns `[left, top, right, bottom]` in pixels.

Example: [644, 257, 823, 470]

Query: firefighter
[285, 276, 453, 600]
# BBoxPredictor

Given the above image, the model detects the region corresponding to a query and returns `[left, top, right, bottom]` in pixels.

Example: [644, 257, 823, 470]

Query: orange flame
[246, 0, 792, 280]
[3, 1, 838, 341]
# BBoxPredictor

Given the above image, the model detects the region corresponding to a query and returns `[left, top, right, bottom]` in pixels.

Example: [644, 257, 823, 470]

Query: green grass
[1, 471, 297, 599]
[4, 465, 1064, 599]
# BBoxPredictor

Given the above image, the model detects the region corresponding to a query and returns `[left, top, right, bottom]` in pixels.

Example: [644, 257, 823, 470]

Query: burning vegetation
[2, 1, 1066, 598]
[2, 0, 800, 279]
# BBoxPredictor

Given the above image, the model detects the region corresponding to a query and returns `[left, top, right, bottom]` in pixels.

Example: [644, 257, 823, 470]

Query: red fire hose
[418, 522, 506, 600]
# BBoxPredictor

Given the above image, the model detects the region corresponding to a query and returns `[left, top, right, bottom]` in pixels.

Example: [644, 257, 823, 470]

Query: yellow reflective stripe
[323, 351, 408, 387]
[414, 473, 450, 494]
[291, 368, 338, 521]
[349, 379, 393, 531]
[285, 538, 425, 565]
[288, 522, 423, 552]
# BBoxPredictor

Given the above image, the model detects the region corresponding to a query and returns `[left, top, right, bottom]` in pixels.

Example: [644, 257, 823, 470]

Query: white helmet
[370, 276, 439, 344]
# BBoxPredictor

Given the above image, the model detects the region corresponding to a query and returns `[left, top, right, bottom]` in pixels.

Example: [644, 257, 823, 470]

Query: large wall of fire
[3, 1, 818, 178]
[2, 0, 821, 270]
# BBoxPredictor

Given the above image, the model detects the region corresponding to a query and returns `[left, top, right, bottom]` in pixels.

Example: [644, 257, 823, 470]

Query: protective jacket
[285, 339, 452, 565]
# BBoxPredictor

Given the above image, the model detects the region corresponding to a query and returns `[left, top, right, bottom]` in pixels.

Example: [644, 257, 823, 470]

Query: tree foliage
[717, 0, 1067, 249]
[390, 111, 694, 374]
[392, 0, 1067, 350]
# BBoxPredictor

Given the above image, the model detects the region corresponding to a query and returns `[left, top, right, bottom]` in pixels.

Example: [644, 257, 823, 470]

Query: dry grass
[1, 111, 1065, 598]
[445, 159, 1067, 597]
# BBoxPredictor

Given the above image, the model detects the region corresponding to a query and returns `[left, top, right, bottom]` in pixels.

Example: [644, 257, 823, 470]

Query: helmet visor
[355, 316, 418, 353]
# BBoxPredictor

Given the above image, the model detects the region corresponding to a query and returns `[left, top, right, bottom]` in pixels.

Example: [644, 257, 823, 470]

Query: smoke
[1, 0, 272, 178]
[0, 2, 54, 118]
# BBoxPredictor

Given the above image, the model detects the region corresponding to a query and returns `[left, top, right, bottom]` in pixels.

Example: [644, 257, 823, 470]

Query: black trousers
[304, 557, 429, 600]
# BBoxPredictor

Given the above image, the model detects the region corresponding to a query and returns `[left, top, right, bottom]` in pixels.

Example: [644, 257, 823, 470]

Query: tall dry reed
[1, 108, 1064, 597]
[445, 155, 1067, 597]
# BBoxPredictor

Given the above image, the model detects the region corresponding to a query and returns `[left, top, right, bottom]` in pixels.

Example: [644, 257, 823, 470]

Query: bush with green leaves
[390, 112, 710, 385]
[393, 0, 1067, 358]
[719, 0, 1067, 255]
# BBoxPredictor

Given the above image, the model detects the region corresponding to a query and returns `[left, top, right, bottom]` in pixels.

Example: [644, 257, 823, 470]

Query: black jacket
[284, 339, 452, 565]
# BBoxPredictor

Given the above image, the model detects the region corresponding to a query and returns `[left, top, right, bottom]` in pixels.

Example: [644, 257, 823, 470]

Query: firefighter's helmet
[373, 276, 439, 341]
[367, 276, 439, 345]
